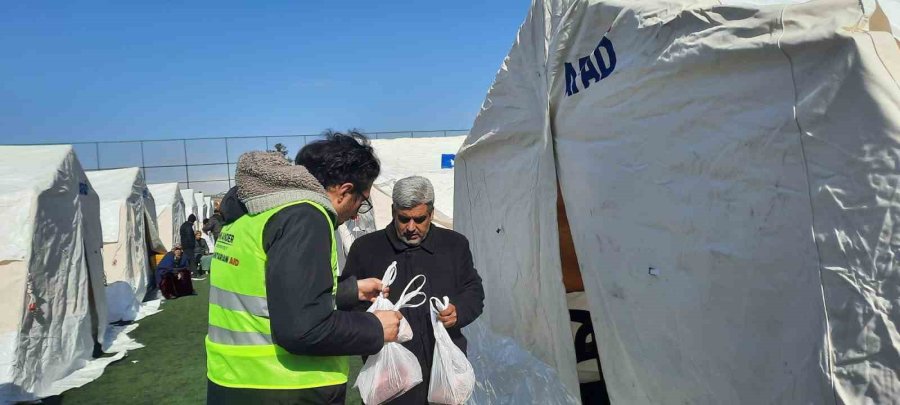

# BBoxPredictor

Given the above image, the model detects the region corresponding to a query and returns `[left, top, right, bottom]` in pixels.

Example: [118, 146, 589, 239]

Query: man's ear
[339, 183, 354, 196]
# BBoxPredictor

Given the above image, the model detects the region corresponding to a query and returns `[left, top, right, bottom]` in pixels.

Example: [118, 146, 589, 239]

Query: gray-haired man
[343, 175, 485, 405]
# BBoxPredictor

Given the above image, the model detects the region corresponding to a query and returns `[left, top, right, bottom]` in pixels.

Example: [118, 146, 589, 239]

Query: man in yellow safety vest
[206, 130, 402, 404]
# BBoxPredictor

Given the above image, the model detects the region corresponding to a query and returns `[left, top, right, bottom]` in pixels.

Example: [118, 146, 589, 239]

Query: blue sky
[0, 1, 528, 144]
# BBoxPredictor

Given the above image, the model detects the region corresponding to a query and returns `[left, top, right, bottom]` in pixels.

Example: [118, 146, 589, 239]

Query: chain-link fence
[29, 129, 469, 196]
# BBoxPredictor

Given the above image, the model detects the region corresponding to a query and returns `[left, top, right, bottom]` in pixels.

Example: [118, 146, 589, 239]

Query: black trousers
[183, 247, 198, 274]
[194, 253, 205, 275]
[207, 380, 346, 405]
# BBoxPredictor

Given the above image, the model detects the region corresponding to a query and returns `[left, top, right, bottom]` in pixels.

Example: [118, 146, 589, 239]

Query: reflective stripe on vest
[209, 285, 269, 317]
[205, 200, 347, 390]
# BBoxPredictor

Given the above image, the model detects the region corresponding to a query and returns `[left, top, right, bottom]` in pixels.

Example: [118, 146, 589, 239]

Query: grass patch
[53, 279, 363, 404]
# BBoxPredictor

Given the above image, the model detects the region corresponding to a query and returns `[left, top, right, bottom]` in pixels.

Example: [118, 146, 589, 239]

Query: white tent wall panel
[180, 189, 198, 234]
[141, 190, 166, 255]
[454, 0, 581, 401]
[193, 192, 205, 225]
[204, 196, 212, 220]
[0, 261, 28, 390]
[155, 206, 175, 250]
[456, 0, 900, 403]
[88, 168, 158, 323]
[17, 187, 98, 397]
[148, 183, 185, 251]
[790, 16, 900, 401]
[551, 2, 837, 402]
[0, 145, 107, 402]
[370, 136, 465, 221]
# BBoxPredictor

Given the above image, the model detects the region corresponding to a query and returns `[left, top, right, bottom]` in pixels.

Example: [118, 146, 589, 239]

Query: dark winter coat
[343, 224, 485, 405]
[203, 213, 223, 240]
[207, 186, 384, 403]
[179, 220, 196, 249]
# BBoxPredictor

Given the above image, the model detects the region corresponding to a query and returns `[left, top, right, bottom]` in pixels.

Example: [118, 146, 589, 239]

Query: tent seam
[775, 6, 838, 404]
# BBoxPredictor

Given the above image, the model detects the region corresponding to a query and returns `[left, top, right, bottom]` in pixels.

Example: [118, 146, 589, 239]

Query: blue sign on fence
[441, 154, 455, 169]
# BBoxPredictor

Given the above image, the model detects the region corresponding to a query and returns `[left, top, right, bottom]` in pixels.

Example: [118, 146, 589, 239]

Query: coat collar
[385, 223, 436, 254]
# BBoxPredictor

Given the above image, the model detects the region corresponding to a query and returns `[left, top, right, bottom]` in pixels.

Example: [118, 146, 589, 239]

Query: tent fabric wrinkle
[147, 183, 186, 251]
[455, 0, 900, 403]
[0, 145, 109, 404]
[87, 168, 164, 323]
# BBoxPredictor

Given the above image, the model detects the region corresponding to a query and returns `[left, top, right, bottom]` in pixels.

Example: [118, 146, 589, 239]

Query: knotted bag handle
[393, 274, 427, 310]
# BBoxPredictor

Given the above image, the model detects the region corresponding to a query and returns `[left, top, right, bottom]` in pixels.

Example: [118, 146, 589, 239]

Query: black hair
[188, 214, 197, 222]
[295, 130, 380, 194]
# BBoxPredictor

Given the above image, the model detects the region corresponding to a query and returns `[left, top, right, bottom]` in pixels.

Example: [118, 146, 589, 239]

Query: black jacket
[216, 187, 384, 357]
[179, 221, 196, 249]
[208, 187, 384, 400]
[203, 213, 223, 240]
[196, 238, 209, 256]
[343, 225, 485, 405]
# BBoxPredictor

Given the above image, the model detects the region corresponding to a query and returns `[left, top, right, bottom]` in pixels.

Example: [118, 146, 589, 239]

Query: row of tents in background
[0, 144, 222, 402]
[0, 135, 466, 403]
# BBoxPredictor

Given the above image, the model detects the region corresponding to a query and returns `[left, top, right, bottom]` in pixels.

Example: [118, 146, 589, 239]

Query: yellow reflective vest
[205, 200, 347, 389]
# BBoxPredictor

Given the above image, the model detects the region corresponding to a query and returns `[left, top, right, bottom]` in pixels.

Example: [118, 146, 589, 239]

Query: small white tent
[147, 183, 185, 251]
[87, 168, 165, 323]
[0, 145, 108, 402]
[193, 192, 206, 223]
[180, 188, 198, 231]
[370, 136, 464, 229]
[192, 192, 215, 250]
[455, 0, 900, 403]
[203, 196, 212, 220]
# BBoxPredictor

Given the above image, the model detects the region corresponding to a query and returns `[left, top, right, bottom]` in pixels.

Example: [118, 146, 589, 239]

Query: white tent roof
[0, 146, 73, 261]
[0, 145, 109, 401]
[455, 0, 900, 403]
[370, 136, 464, 228]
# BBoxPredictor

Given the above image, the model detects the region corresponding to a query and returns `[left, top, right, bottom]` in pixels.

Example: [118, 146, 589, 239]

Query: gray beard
[398, 229, 429, 246]
[399, 235, 422, 246]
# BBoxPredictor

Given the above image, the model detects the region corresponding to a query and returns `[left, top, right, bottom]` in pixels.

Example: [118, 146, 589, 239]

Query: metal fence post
[95, 142, 101, 169]
[225, 138, 231, 188]
[139, 141, 146, 180]
[182, 139, 190, 189]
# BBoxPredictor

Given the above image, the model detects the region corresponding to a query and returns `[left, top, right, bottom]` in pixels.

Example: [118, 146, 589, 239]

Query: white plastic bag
[365, 261, 423, 343]
[427, 296, 476, 405]
[355, 262, 428, 404]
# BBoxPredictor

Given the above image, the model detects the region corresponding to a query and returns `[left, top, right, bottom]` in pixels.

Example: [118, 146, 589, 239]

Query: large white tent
[0, 145, 108, 401]
[455, 0, 900, 403]
[369, 136, 464, 229]
[147, 183, 186, 251]
[87, 168, 166, 323]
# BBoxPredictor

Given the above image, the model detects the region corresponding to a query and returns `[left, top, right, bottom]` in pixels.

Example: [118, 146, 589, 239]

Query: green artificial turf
[52, 279, 364, 405]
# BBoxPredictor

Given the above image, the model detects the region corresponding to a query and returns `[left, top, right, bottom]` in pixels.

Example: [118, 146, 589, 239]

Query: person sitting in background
[194, 230, 210, 277]
[156, 244, 192, 299]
